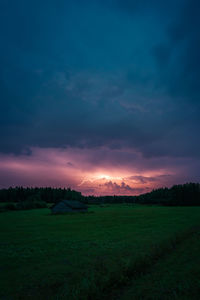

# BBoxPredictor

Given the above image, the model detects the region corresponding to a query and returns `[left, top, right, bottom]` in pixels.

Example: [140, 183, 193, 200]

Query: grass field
[0, 204, 200, 299]
[115, 230, 200, 300]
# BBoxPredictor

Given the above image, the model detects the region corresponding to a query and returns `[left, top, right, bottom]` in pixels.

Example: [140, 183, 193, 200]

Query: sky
[0, 0, 200, 195]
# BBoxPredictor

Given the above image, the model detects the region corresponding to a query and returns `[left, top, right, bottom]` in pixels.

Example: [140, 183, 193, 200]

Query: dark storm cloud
[0, 0, 200, 172]
[111, 0, 182, 15]
[127, 175, 172, 184]
[153, 0, 200, 102]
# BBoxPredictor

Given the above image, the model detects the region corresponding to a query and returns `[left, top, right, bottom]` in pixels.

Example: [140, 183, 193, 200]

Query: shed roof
[51, 200, 88, 210]
[62, 200, 87, 209]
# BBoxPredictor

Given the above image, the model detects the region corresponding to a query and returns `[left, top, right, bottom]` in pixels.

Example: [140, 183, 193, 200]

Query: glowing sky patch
[0, 146, 198, 195]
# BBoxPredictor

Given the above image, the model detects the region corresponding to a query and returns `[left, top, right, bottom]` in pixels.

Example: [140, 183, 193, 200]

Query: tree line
[0, 183, 199, 208]
[0, 187, 83, 204]
[135, 183, 200, 206]
[85, 183, 200, 206]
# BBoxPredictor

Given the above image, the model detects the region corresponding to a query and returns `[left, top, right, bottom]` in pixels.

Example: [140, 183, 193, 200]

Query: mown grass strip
[116, 230, 200, 300]
[97, 226, 200, 300]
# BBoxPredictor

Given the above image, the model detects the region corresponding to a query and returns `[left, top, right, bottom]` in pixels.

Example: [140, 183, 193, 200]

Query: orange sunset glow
[0, 146, 183, 196]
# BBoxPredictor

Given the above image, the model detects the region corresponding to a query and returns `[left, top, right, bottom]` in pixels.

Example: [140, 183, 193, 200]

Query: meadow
[0, 204, 200, 299]
[114, 231, 200, 300]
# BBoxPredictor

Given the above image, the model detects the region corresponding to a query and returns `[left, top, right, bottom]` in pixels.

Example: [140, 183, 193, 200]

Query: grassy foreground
[115, 230, 200, 300]
[0, 205, 200, 299]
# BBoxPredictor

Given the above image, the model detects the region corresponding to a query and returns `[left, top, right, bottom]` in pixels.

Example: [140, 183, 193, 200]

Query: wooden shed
[51, 200, 88, 214]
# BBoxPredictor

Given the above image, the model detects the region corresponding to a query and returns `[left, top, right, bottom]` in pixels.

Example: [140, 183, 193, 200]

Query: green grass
[0, 204, 200, 299]
[116, 230, 200, 300]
